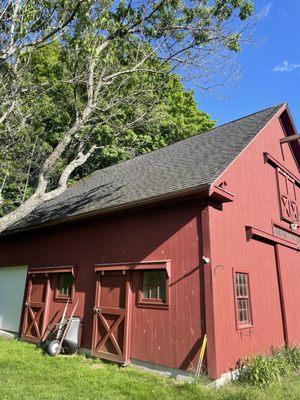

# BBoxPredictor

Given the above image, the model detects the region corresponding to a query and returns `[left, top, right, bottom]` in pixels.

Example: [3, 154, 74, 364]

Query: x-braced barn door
[22, 274, 50, 343]
[92, 270, 131, 363]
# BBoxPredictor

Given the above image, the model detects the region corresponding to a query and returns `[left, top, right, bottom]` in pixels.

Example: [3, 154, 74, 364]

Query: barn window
[235, 272, 252, 328]
[138, 270, 169, 308]
[55, 273, 74, 301]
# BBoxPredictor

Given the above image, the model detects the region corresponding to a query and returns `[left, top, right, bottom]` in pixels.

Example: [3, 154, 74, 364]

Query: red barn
[0, 103, 299, 381]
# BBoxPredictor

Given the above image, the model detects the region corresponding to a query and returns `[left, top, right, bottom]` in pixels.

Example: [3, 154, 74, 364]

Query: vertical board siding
[1, 107, 299, 379]
[276, 245, 300, 346]
[0, 206, 204, 370]
[209, 112, 300, 377]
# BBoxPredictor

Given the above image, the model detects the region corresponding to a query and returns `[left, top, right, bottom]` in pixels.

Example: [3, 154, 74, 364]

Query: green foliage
[0, 338, 299, 400]
[237, 347, 300, 388]
[0, 0, 254, 221]
[280, 346, 300, 370]
[83, 73, 214, 172]
[0, 40, 214, 214]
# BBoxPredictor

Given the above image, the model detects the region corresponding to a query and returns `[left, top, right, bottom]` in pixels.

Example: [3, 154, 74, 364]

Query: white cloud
[273, 61, 300, 72]
[257, 3, 272, 19]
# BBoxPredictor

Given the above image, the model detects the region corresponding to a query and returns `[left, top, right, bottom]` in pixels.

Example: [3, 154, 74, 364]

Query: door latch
[93, 306, 100, 313]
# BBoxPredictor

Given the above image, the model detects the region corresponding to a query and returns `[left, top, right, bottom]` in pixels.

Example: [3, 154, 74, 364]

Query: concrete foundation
[130, 358, 193, 382]
[0, 329, 18, 339]
[77, 347, 238, 386]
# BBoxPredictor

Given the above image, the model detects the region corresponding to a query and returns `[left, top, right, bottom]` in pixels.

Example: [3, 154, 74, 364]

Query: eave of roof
[2, 183, 211, 236]
[2, 103, 287, 236]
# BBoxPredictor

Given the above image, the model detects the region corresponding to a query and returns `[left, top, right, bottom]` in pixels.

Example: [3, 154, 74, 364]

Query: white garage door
[0, 266, 27, 332]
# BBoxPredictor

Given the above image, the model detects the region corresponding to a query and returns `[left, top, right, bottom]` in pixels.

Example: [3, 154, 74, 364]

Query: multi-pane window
[142, 271, 167, 303]
[56, 273, 74, 299]
[235, 272, 252, 327]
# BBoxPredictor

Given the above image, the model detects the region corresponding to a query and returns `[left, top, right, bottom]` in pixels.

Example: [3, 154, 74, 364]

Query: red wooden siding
[207, 107, 300, 378]
[276, 245, 300, 346]
[0, 206, 204, 371]
[1, 104, 299, 380]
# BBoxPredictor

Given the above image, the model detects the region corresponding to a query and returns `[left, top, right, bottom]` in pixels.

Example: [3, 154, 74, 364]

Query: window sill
[137, 301, 169, 310]
[54, 295, 73, 303]
[236, 324, 254, 331]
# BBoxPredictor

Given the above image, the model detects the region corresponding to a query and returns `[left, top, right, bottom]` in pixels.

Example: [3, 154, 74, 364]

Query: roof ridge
[212, 103, 284, 131]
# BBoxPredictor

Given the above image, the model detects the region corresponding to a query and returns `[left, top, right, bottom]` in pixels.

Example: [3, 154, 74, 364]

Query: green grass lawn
[0, 338, 299, 400]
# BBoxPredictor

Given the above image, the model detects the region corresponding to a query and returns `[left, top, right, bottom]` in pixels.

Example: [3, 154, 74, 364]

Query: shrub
[237, 347, 300, 387]
[281, 346, 300, 370]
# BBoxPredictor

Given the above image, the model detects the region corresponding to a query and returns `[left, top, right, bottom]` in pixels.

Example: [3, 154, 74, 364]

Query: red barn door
[22, 274, 50, 343]
[92, 270, 131, 363]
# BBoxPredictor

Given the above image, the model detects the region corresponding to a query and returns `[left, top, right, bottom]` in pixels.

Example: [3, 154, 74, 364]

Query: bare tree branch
[0, 0, 255, 233]
[0, 0, 84, 60]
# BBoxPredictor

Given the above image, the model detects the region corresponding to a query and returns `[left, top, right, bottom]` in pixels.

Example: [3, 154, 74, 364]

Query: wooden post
[92, 275, 101, 356]
[123, 271, 132, 364]
[274, 244, 289, 345]
[41, 275, 52, 340]
[201, 206, 219, 379]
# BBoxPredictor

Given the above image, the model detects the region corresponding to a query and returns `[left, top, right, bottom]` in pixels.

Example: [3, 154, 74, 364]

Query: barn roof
[9, 103, 283, 232]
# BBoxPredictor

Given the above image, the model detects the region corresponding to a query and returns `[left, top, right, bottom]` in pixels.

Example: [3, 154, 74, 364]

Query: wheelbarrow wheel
[47, 340, 61, 356]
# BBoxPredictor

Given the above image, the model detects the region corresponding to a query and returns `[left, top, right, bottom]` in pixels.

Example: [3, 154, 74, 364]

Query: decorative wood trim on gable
[246, 226, 299, 251]
[279, 107, 300, 172]
[264, 152, 300, 186]
[209, 185, 235, 203]
[264, 152, 300, 223]
[94, 260, 171, 277]
[280, 134, 300, 144]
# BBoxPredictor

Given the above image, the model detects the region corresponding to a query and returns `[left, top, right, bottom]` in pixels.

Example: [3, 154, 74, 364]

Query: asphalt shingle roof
[10, 104, 282, 231]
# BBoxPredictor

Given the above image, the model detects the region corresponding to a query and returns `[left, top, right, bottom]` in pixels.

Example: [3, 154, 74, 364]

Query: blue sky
[189, 0, 300, 129]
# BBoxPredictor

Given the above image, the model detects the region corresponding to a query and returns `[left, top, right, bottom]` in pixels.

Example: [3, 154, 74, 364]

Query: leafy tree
[1, 42, 214, 212]
[0, 0, 254, 233]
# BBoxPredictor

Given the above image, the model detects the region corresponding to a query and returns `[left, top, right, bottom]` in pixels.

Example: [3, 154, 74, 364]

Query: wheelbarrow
[44, 299, 81, 356]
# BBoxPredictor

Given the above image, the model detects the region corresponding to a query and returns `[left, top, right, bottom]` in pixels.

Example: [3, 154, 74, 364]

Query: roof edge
[3, 183, 211, 237]
[209, 103, 287, 191]
[2, 103, 288, 237]
[44, 104, 288, 195]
